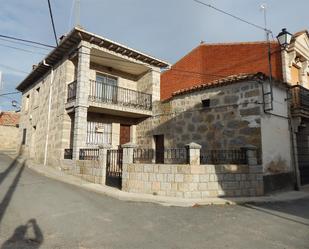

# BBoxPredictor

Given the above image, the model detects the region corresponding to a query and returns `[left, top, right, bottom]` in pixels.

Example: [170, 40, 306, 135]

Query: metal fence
[134, 148, 188, 164]
[89, 80, 152, 111]
[67, 80, 77, 102]
[200, 149, 247, 164]
[64, 149, 73, 159]
[79, 148, 99, 161]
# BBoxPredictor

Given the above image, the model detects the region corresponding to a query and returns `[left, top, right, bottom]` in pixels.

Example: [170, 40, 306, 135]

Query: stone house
[16, 26, 169, 166]
[0, 111, 20, 151]
[159, 30, 309, 188]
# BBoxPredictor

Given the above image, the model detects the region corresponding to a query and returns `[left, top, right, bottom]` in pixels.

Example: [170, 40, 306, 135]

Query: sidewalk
[25, 159, 309, 207]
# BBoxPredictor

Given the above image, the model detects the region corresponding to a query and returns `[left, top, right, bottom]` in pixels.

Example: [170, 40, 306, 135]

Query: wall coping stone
[185, 142, 202, 149]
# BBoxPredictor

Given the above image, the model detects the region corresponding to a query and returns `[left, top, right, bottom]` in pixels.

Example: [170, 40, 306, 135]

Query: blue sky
[0, 0, 308, 110]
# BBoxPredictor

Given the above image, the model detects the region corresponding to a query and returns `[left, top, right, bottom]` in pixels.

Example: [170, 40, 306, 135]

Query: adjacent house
[16, 26, 169, 166]
[0, 111, 20, 151]
[157, 30, 309, 188]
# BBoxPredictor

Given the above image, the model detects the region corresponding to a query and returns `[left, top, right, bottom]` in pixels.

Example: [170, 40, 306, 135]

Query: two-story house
[16, 26, 169, 167]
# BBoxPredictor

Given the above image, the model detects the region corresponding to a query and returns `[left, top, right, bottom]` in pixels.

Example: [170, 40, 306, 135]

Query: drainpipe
[43, 60, 53, 166]
[286, 87, 301, 190]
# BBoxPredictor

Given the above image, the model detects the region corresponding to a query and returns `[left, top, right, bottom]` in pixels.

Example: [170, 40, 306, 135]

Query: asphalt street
[0, 153, 308, 249]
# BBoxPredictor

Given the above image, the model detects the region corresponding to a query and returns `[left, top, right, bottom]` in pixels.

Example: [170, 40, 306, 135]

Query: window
[22, 129, 27, 145]
[35, 87, 40, 106]
[92, 73, 118, 102]
[25, 95, 30, 112]
[202, 98, 210, 108]
[291, 65, 300, 85]
[86, 121, 112, 145]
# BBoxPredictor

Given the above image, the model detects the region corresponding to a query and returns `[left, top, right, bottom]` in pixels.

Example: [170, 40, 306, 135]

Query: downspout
[44, 60, 53, 166]
[286, 87, 301, 190]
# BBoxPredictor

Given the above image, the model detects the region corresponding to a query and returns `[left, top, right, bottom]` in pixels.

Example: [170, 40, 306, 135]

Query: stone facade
[122, 163, 263, 198]
[0, 125, 19, 151]
[137, 80, 262, 150]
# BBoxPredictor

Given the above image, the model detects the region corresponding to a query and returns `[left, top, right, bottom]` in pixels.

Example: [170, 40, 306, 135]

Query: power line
[0, 37, 52, 51]
[47, 0, 59, 46]
[0, 34, 55, 49]
[192, 0, 272, 33]
[0, 43, 47, 56]
[0, 91, 20, 97]
[0, 63, 28, 75]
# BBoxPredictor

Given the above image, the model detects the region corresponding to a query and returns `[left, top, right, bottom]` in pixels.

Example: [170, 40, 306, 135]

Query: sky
[0, 0, 308, 111]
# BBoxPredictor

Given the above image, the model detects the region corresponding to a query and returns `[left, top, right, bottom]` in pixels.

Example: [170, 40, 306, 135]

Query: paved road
[0, 153, 308, 249]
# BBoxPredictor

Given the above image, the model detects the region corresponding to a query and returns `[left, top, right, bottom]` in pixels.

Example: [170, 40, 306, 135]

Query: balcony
[66, 80, 152, 117]
[290, 85, 309, 117]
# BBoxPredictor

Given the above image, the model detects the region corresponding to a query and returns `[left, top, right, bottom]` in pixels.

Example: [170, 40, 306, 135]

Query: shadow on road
[0, 153, 44, 248]
[1, 219, 43, 249]
[242, 199, 309, 226]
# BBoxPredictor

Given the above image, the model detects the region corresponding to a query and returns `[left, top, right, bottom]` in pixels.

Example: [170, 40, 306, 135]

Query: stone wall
[122, 163, 264, 198]
[61, 159, 104, 184]
[0, 125, 19, 151]
[136, 80, 262, 151]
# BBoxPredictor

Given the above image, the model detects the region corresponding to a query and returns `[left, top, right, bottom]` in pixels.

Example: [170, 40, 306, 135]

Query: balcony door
[120, 124, 131, 145]
[96, 73, 118, 103]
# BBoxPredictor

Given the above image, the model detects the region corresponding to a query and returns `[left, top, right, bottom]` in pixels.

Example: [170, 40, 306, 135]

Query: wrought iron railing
[291, 85, 309, 110]
[134, 148, 188, 164]
[200, 149, 247, 164]
[79, 148, 99, 160]
[67, 80, 77, 102]
[89, 80, 152, 111]
[64, 149, 73, 159]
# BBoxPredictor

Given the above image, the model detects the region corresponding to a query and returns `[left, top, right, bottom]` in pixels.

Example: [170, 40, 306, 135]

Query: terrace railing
[200, 149, 247, 164]
[133, 148, 188, 164]
[79, 148, 99, 161]
[290, 85, 309, 111]
[67, 80, 77, 102]
[89, 80, 152, 111]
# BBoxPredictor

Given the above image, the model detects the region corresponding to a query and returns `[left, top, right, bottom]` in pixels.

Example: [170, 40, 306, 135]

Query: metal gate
[296, 131, 309, 185]
[106, 149, 123, 189]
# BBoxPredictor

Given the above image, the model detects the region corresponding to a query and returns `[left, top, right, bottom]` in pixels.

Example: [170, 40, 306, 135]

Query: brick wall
[161, 42, 282, 100]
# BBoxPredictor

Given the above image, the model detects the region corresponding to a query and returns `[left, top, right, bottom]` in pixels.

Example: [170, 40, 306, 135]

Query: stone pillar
[186, 142, 202, 166]
[111, 123, 120, 148]
[122, 142, 136, 165]
[72, 41, 91, 160]
[242, 145, 258, 166]
[151, 68, 161, 102]
[99, 144, 111, 185]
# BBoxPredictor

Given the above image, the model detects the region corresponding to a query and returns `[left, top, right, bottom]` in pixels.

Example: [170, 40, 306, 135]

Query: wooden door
[155, 135, 164, 164]
[120, 125, 131, 145]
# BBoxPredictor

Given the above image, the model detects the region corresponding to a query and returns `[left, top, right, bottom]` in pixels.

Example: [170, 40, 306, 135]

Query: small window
[22, 129, 27, 145]
[25, 95, 30, 112]
[202, 99, 210, 108]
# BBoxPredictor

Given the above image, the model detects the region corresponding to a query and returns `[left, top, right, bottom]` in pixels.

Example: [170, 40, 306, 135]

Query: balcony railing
[291, 85, 309, 111]
[67, 81, 77, 102]
[89, 80, 152, 111]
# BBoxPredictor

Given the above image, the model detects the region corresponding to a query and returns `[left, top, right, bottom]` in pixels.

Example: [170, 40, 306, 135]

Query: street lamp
[276, 28, 293, 49]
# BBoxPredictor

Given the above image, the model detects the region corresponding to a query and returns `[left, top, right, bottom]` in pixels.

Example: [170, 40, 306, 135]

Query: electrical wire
[0, 43, 47, 56]
[0, 37, 52, 51]
[0, 63, 28, 75]
[0, 91, 20, 97]
[0, 34, 55, 48]
[47, 0, 59, 46]
[192, 0, 272, 33]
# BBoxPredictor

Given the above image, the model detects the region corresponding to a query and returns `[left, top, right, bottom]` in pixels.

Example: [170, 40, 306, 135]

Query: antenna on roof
[75, 0, 80, 27]
[260, 3, 268, 40]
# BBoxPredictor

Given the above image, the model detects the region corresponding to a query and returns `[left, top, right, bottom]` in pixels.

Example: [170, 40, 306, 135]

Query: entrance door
[120, 124, 131, 145]
[155, 135, 164, 164]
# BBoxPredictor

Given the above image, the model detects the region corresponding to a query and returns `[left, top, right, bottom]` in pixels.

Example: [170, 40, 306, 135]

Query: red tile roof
[171, 72, 287, 98]
[0, 112, 20, 126]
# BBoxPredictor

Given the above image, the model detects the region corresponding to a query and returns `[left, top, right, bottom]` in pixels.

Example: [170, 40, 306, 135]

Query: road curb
[25, 160, 309, 207]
